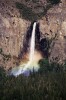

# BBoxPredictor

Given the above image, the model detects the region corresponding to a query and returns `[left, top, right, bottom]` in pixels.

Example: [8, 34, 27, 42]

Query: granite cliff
[0, 0, 66, 69]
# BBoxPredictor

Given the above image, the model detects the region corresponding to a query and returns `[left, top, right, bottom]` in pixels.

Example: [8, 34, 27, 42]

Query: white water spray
[11, 22, 39, 76]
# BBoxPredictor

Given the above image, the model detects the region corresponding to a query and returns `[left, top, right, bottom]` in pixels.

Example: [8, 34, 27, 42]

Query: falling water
[29, 22, 36, 61]
[19, 22, 37, 73]
[10, 22, 40, 76]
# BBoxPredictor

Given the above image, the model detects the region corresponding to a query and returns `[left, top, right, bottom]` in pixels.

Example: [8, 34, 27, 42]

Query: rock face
[0, 0, 30, 69]
[39, 0, 66, 63]
[0, 0, 66, 69]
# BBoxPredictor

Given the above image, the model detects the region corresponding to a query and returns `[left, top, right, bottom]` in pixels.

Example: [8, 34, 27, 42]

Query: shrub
[48, 0, 61, 4]
[38, 58, 50, 73]
[0, 48, 3, 54]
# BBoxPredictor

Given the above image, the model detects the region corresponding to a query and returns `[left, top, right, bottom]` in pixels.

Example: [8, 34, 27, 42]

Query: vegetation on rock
[16, 0, 61, 21]
[0, 48, 11, 61]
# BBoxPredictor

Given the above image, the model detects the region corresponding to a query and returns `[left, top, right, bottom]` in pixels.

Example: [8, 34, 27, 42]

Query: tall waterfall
[29, 22, 36, 61]
[10, 22, 40, 76]
[20, 22, 36, 73]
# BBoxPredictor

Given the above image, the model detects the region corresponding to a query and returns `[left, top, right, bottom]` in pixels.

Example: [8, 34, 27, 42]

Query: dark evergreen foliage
[0, 60, 66, 100]
[48, 0, 61, 4]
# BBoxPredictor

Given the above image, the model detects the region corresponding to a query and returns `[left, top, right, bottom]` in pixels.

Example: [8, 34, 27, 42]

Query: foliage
[38, 58, 49, 73]
[15, 0, 60, 21]
[2, 54, 11, 61]
[16, 2, 46, 21]
[0, 48, 11, 61]
[32, 0, 39, 3]
[48, 0, 61, 4]
[38, 58, 65, 73]
[0, 67, 6, 80]
[0, 60, 66, 100]
[0, 48, 3, 54]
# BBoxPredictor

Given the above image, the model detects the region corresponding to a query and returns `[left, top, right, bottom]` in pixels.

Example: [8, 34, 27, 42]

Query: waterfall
[10, 22, 40, 76]
[20, 22, 37, 73]
[29, 22, 36, 61]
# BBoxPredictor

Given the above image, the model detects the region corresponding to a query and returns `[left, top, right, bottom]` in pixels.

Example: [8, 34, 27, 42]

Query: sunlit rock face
[0, 0, 66, 70]
[0, 0, 31, 69]
[39, 0, 66, 63]
[0, 14, 30, 69]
